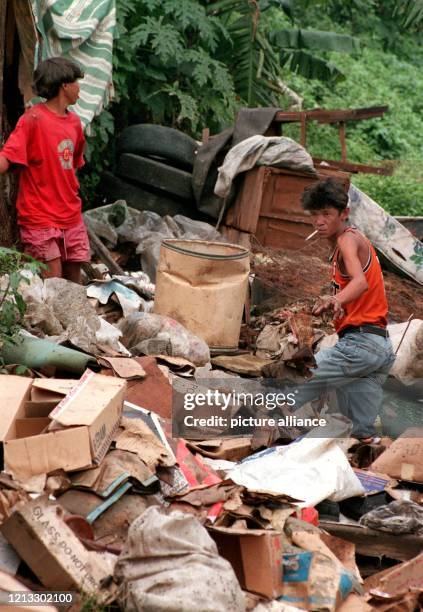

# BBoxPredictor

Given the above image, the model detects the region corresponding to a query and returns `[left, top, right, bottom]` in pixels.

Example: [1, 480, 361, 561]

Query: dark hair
[301, 178, 348, 212]
[32, 57, 84, 100]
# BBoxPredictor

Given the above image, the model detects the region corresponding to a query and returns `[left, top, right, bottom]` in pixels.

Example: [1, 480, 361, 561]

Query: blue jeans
[292, 332, 396, 438]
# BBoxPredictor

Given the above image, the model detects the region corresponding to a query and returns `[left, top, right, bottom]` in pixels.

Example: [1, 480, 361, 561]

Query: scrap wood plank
[319, 521, 423, 561]
[313, 158, 393, 176]
[274, 106, 389, 124]
[86, 226, 125, 276]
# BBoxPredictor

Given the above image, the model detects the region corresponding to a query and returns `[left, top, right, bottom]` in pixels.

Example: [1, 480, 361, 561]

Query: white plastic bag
[229, 415, 364, 507]
[388, 319, 423, 383]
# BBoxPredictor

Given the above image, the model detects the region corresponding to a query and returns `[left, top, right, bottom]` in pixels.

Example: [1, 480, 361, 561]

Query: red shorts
[20, 220, 90, 263]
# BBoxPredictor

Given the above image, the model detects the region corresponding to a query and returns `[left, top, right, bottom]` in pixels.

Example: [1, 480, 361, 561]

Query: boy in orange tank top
[292, 178, 395, 442]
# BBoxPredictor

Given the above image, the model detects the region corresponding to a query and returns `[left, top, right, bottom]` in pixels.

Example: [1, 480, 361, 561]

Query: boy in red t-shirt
[0, 57, 89, 283]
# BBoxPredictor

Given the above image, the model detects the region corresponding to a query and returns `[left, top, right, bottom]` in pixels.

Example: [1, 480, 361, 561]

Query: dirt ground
[252, 240, 423, 323]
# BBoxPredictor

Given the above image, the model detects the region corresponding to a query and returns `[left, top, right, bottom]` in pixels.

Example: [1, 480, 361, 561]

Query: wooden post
[339, 121, 347, 162]
[0, 0, 13, 247]
[300, 112, 307, 147]
[0, 0, 19, 247]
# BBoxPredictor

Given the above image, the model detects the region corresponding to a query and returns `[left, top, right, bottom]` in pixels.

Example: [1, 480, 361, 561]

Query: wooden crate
[224, 166, 350, 250]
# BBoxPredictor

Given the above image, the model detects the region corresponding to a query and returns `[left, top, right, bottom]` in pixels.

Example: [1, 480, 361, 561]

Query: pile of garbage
[1, 359, 422, 610]
[0, 236, 422, 611]
[0, 196, 422, 610]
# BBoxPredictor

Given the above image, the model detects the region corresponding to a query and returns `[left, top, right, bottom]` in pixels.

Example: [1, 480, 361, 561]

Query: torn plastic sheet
[20, 275, 130, 356]
[87, 280, 151, 317]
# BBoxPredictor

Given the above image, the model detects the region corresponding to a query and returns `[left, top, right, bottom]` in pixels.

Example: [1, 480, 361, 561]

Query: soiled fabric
[215, 135, 315, 199]
[30, 0, 116, 128]
[114, 507, 245, 612]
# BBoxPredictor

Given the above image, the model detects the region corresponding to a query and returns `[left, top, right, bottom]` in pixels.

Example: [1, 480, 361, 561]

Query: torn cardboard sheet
[114, 416, 175, 471]
[352, 468, 397, 495]
[365, 551, 423, 599]
[69, 449, 158, 496]
[211, 353, 273, 376]
[58, 485, 133, 525]
[280, 546, 361, 612]
[209, 525, 285, 599]
[155, 354, 196, 376]
[113, 356, 173, 419]
[1, 498, 112, 595]
[97, 357, 146, 379]
[187, 438, 252, 462]
[284, 517, 362, 583]
[371, 428, 423, 482]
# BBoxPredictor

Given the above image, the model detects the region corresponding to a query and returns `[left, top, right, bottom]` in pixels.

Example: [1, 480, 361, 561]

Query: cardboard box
[371, 427, 423, 483]
[0, 376, 33, 467]
[3, 371, 126, 480]
[1, 498, 110, 594]
[209, 526, 284, 598]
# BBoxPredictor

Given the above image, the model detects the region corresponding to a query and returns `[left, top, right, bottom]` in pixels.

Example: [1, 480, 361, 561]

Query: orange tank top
[331, 227, 388, 333]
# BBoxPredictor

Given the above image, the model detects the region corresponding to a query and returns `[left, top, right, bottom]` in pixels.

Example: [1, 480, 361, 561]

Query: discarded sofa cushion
[114, 506, 244, 612]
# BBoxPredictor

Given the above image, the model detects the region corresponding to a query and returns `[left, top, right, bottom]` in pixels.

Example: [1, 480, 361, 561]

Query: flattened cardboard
[4, 372, 126, 480]
[0, 376, 32, 442]
[187, 438, 252, 462]
[373, 551, 423, 596]
[31, 379, 77, 395]
[97, 357, 146, 379]
[1, 498, 110, 594]
[209, 526, 284, 598]
[371, 428, 423, 483]
[5, 426, 91, 480]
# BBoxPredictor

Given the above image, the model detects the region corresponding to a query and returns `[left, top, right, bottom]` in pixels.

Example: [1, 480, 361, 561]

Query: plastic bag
[229, 415, 364, 507]
[114, 506, 245, 612]
[388, 319, 423, 384]
[85, 202, 226, 281]
[119, 312, 210, 366]
[360, 499, 423, 535]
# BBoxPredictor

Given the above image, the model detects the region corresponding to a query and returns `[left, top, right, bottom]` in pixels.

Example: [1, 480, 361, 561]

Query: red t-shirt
[1, 103, 85, 228]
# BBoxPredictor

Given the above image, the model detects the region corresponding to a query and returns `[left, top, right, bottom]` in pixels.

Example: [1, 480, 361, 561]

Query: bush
[0, 248, 43, 348]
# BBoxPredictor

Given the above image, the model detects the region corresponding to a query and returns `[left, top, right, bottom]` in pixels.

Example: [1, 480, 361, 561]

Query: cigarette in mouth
[305, 229, 319, 241]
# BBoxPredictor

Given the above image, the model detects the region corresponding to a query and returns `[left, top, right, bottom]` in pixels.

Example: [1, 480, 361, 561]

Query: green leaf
[270, 28, 360, 53]
[282, 49, 345, 81]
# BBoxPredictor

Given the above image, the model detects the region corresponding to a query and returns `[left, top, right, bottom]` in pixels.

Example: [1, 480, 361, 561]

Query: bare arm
[0, 154, 10, 174]
[335, 233, 369, 305]
[313, 233, 368, 318]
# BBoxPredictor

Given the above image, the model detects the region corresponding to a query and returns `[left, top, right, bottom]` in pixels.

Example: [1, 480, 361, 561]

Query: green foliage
[80, 110, 115, 208]
[80, 0, 423, 219]
[0, 249, 43, 348]
[281, 14, 423, 216]
[113, 0, 236, 134]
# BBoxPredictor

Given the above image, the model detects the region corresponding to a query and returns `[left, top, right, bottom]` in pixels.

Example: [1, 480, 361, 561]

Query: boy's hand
[0, 155, 10, 174]
[313, 295, 345, 320]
